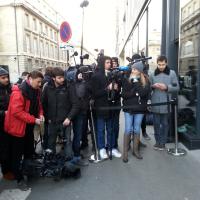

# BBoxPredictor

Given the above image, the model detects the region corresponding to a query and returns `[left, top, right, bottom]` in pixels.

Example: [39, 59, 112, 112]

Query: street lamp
[80, 0, 89, 65]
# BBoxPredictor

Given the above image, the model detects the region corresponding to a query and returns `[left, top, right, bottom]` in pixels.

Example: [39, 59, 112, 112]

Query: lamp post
[80, 0, 89, 65]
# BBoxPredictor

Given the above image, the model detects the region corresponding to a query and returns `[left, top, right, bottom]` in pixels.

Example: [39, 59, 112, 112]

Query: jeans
[153, 113, 169, 145]
[48, 122, 72, 157]
[112, 111, 120, 148]
[72, 114, 85, 157]
[124, 112, 144, 135]
[96, 117, 114, 150]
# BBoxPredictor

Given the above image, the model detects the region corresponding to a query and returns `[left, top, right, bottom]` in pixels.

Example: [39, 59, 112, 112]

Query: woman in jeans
[121, 62, 150, 162]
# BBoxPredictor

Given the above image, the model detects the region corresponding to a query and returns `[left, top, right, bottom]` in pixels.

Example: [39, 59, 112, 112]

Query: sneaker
[99, 148, 108, 160]
[153, 143, 160, 150]
[17, 179, 29, 191]
[158, 144, 166, 151]
[142, 132, 151, 140]
[112, 149, 122, 158]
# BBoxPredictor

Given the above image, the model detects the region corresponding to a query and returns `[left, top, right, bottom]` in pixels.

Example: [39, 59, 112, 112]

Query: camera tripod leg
[88, 104, 102, 163]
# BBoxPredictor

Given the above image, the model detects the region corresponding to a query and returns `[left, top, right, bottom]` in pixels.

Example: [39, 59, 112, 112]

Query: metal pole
[88, 102, 101, 163]
[80, 8, 84, 65]
[167, 100, 187, 156]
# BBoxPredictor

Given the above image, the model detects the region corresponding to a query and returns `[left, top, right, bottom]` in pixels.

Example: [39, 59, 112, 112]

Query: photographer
[41, 67, 79, 158]
[111, 57, 121, 151]
[91, 56, 121, 160]
[121, 62, 150, 162]
[70, 66, 92, 166]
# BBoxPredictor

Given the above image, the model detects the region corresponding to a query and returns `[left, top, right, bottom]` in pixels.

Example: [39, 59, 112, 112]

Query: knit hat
[0, 67, 9, 76]
[131, 61, 144, 73]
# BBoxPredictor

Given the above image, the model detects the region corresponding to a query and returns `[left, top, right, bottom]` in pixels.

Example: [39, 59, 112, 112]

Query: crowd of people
[0, 54, 179, 190]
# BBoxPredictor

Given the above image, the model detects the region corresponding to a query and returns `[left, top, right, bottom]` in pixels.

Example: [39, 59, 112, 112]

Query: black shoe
[80, 143, 89, 150]
[73, 159, 89, 167]
[17, 179, 29, 191]
[153, 143, 160, 150]
[142, 132, 151, 140]
[158, 144, 166, 151]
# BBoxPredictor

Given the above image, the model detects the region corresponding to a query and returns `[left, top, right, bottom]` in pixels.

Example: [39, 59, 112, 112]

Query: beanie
[0, 67, 9, 76]
[131, 61, 144, 73]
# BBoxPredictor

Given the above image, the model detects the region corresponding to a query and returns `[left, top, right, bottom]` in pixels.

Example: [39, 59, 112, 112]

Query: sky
[47, 0, 117, 56]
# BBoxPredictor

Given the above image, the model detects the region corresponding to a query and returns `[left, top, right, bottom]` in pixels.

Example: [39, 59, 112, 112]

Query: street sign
[60, 21, 72, 43]
[60, 43, 74, 51]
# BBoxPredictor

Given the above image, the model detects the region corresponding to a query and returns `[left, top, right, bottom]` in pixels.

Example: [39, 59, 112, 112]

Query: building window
[25, 14, 30, 28]
[33, 37, 38, 55]
[45, 25, 48, 36]
[148, 0, 162, 71]
[40, 40, 45, 56]
[46, 42, 49, 57]
[26, 34, 31, 53]
[33, 18, 37, 31]
[54, 32, 57, 41]
[40, 22, 43, 33]
[50, 29, 53, 40]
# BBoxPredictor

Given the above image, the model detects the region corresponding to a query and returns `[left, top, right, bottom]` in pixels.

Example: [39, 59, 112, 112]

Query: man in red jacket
[4, 70, 44, 190]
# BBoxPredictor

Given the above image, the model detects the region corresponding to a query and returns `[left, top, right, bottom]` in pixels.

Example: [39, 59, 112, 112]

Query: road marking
[0, 189, 31, 200]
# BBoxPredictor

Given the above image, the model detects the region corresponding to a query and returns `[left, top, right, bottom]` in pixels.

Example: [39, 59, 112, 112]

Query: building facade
[0, 0, 69, 82]
[116, 0, 200, 149]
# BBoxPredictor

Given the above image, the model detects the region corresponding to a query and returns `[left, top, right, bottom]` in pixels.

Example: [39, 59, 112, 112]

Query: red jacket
[4, 85, 43, 137]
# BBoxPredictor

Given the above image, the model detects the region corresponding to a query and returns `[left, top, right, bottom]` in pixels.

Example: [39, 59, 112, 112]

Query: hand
[114, 83, 118, 90]
[40, 115, 45, 122]
[107, 83, 113, 90]
[152, 83, 160, 89]
[77, 73, 83, 80]
[35, 118, 41, 125]
[157, 83, 167, 91]
[63, 118, 71, 127]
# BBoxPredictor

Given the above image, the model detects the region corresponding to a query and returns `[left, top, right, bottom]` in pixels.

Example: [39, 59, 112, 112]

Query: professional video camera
[22, 150, 81, 181]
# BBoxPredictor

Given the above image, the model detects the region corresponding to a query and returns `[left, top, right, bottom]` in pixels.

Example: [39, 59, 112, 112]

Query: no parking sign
[60, 21, 72, 43]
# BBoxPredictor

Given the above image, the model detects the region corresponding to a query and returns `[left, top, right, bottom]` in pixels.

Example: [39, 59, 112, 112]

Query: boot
[139, 141, 147, 148]
[142, 131, 151, 140]
[133, 135, 143, 159]
[123, 134, 131, 163]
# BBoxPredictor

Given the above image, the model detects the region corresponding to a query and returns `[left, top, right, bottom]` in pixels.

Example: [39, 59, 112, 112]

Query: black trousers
[10, 125, 35, 182]
[0, 128, 12, 174]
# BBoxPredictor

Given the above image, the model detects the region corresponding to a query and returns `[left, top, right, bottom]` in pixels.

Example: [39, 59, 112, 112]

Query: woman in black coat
[121, 62, 150, 162]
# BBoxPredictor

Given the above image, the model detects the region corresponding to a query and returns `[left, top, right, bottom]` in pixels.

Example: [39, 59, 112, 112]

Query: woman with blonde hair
[121, 62, 150, 162]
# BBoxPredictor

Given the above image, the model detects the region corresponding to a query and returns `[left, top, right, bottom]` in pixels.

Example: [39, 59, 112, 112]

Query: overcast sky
[47, 0, 117, 56]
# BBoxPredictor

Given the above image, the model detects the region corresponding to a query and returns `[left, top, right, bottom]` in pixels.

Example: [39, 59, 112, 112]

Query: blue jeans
[73, 114, 85, 157]
[96, 117, 114, 150]
[112, 111, 120, 148]
[153, 113, 169, 145]
[124, 112, 144, 135]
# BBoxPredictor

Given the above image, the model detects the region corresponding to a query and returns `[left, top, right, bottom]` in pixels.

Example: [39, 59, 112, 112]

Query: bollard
[167, 100, 187, 156]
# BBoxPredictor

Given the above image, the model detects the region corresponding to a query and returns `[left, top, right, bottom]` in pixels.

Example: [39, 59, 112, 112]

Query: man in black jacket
[0, 67, 13, 179]
[41, 67, 79, 158]
[91, 56, 121, 160]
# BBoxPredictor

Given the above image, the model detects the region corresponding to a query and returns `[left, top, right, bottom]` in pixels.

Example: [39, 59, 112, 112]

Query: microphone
[71, 51, 78, 57]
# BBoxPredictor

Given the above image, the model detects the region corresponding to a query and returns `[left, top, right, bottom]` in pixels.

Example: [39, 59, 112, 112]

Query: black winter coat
[0, 83, 11, 127]
[121, 78, 150, 114]
[91, 70, 117, 118]
[41, 81, 79, 123]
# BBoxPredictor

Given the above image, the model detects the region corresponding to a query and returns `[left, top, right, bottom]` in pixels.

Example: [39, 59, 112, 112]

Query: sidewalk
[1, 126, 200, 200]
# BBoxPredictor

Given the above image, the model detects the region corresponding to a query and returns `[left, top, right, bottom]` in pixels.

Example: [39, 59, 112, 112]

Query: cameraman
[41, 67, 79, 158]
[91, 56, 121, 160]
[111, 57, 121, 151]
